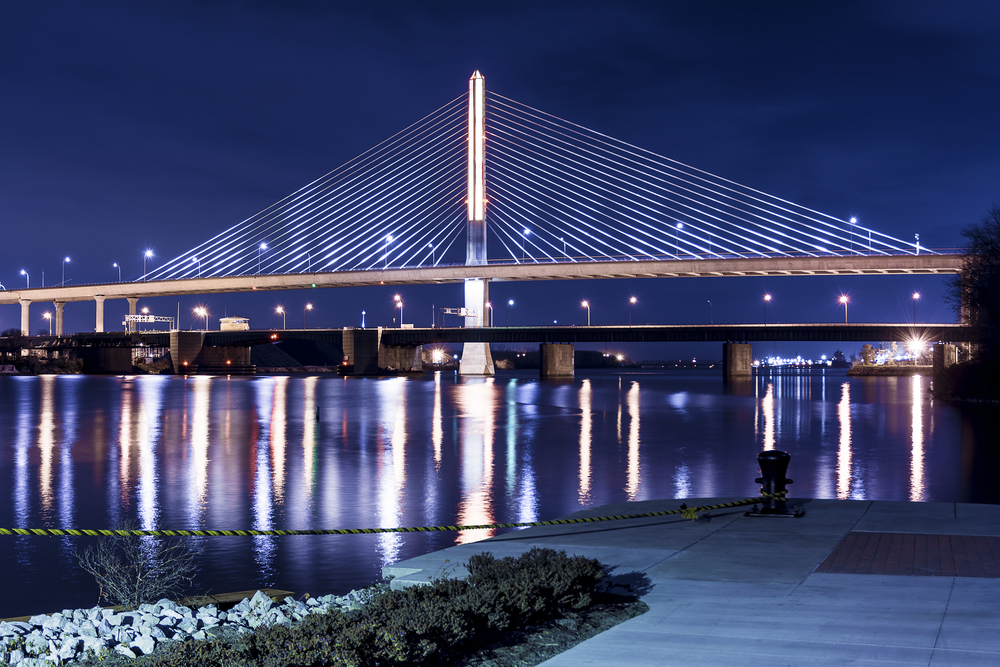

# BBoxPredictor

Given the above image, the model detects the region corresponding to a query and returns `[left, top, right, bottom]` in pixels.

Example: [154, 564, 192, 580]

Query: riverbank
[847, 364, 932, 376]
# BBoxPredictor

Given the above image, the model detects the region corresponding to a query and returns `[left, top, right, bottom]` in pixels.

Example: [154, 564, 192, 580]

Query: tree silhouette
[947, 204, 1000, 364]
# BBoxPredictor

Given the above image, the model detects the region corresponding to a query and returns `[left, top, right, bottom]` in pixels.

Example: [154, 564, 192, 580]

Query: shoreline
[846, 364, 932, 376]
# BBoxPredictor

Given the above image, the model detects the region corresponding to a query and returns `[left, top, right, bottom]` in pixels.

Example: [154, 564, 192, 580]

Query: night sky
[2, 1, 998, 361]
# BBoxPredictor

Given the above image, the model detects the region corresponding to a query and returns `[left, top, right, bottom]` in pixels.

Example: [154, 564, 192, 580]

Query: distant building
[220, 316, 250, 331]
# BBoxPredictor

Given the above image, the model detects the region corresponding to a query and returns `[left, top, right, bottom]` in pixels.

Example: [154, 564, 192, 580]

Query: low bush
[144, 547, 604, 666]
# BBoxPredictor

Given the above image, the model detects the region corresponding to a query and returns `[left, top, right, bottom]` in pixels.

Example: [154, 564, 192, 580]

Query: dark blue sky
[2, 1, 998, 360]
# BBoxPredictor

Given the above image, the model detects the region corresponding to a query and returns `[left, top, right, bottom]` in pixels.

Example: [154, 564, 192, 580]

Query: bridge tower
[460, 70, 495, 375]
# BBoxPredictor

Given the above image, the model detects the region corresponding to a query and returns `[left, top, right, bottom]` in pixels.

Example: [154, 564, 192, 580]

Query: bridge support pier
[54, 301, 65, 337]
[170, 330, 204, 373]
[343, 328, 423, 375]
[126, 297, 139, 332]
[460, 343, 494, 376]
[722, 342, 753, 378]
[932, 343, 959, 391]
[19, 299, 30, 336]
[94, 295, 106, 333]
[540, 343, 574, 378]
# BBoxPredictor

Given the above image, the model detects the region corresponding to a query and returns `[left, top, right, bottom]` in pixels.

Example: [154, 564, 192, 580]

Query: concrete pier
[94, 295, 106, 333]
[459, 342, 494, 376]
[343, 328, 422, 375]
[54, 301, 65, 336]
[722, 342, 752, 378]
[19, 299, 30, 336]
[540, 343, 574, 378]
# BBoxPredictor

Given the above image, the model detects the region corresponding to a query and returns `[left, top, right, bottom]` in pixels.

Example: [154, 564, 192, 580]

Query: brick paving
[816, 531, 1000, 577]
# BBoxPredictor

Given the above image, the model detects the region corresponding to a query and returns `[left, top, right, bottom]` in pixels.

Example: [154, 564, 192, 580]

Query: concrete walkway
[383, 498, 1000, 666]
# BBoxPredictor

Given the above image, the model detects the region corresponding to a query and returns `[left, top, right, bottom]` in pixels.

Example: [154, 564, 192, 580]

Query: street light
[193, 307, 208, 331]
[581, 300, 591, 326]
[139, 307, 150, 332]
[191, 256, 201, 276]
[142, 250, 152, 281]
[912, 292, 920, 324]
[914, 233, 920, 255]
[113, 262, 121, 282]
[763, 293, 772, 325]
[361, 310, 366, 328]
[43, 312, 51, 335]
[485, 301, 493, 327]
[839, 294, 849, 323]
[506, 299, 514, 327]
[394, 294, 403, 327]
[63, 257, 71, 286]
[521, 228, 531, 263]
[384, 235, 393, 269]
[275, 305, 285, 329]
[428, 243, 435, 266]
[303, 303, 313, 329]
[629, 296, 637, 326]
[707, 300, 713, 325]
[675, 222, 683, 255]
[258, 242, 267, 274]
[20, 270, 28, 289]
[849, 217, 857, 255]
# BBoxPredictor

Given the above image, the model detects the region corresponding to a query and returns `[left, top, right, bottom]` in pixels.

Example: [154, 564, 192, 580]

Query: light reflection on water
[1, 369, 998, 618]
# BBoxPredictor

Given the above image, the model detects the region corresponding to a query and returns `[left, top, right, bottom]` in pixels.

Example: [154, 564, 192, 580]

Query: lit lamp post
[140, 307, 149, 332]
[485, 301, 493, 327]
[258, 242, 267, 274]
[275, 305, 285, 329]
[763, 293, 772, 325]
[839, 295, 849, 323]
[912, 292, 920, 324]
[581, 300, 591, 326]
[428, 243, 435, 266]
[63, 257, 71, 286]
[191, 256, 201, 276]
[142, 250, 152, 281]
[43, 312, 52, 335]
[361, 310, 366, 328]
[849, 217, 857, 255]
[113, 262, 121, 282]
[303, 303, 313, 329]
[675, 222, 683, 255]
[521, 228, 530, 263]
[384, 235, 393, 269]
[193, 307, 208, 331]
[506, 299, 514, 327]
[629, 296, 637, 326]
[20, 270, 28, 289]
[394, 294, 403, 327]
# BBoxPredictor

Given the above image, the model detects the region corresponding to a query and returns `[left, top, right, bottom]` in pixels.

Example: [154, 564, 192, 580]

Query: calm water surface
[1, 369, 998, 617]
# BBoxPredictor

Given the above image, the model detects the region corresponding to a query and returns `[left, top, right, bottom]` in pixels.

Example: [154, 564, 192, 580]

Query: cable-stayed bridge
[3, 72, 961, 353]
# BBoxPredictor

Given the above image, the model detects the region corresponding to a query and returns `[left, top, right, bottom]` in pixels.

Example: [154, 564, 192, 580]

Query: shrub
[77, 521, 199, 609]
[151, 548, 605, 666]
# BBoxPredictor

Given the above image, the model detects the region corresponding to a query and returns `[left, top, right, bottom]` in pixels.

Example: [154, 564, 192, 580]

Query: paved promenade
[384, 498, 1000, 666]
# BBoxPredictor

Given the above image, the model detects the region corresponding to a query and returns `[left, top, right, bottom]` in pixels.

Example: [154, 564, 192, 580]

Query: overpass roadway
[2, 253, 963, 335]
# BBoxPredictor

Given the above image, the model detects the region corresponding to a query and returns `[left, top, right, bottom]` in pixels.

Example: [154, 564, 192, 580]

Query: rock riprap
[0, 589, 372, 666]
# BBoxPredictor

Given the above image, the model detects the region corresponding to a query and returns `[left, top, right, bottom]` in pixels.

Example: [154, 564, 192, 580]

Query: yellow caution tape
[0, 494, 783, 538]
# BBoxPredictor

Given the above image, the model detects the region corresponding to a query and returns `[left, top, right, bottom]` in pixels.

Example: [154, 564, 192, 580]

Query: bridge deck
[0, 254, 963, 305]
[46, 322, 971, 348]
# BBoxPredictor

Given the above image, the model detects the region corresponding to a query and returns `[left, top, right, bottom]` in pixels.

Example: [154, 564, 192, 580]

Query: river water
[1, 369, 998, 618]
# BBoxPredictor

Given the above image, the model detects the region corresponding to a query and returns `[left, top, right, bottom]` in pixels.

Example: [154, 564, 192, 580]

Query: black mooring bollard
[745, 450, 805, 518]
